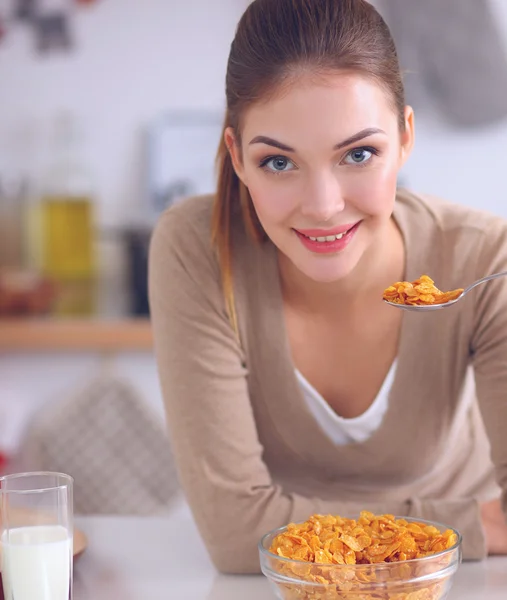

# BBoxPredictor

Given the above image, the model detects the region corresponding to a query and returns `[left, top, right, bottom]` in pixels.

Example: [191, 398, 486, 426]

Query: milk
[1, 525, 72, 600]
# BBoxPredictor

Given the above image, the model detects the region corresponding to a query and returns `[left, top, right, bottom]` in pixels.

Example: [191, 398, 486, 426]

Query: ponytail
[212, 117, 263, 339]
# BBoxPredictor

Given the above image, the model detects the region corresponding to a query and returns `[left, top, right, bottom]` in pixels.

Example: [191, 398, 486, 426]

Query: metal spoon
[383, 270, 507, 312]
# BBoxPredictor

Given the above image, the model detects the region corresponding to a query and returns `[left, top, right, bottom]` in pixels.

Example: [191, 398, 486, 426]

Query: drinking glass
[0, 472, 73, 600]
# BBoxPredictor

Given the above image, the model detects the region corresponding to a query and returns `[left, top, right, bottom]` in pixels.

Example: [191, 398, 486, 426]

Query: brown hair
[212, 0, 405, 333]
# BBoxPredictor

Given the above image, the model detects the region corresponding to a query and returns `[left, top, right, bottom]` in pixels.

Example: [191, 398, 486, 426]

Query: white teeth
[306, 232, 345, 242]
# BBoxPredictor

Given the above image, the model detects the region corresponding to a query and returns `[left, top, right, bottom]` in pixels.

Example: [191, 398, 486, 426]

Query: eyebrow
[249, 136, 295, 152]
[334, 127, 386, 149]
[249, 127, 386, 153]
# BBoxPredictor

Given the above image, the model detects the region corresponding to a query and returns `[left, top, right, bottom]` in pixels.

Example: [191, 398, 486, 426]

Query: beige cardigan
[148, 188, 507, 573]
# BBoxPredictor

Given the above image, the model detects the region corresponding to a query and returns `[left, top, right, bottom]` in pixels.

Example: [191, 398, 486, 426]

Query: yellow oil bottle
[39, 112, 97, 316]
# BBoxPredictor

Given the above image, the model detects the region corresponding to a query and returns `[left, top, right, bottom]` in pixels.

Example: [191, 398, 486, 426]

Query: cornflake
[382, 275, 463, 306]
[268, 512, 459, 600]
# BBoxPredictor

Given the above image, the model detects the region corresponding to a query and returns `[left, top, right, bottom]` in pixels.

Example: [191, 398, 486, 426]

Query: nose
[300, 170, 345, 222]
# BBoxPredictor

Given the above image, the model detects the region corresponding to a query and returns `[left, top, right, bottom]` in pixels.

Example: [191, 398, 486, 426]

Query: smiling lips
[294, 222, 360, 253]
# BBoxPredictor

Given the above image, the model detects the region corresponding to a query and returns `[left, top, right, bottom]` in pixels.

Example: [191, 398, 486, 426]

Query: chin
[294, 256, 358, 284]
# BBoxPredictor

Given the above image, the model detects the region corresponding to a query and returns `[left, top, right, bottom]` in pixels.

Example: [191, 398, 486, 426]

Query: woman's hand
[480, 498, 507, 555]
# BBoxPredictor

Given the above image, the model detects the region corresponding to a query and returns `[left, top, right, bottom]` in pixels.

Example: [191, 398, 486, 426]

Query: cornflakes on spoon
[382, 275, 463, 307]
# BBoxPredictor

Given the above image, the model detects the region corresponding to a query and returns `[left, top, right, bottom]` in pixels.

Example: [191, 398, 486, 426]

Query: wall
[0, 0, 248, 227]
[390, 0, 507, 217]
[0, 0, 248, 460]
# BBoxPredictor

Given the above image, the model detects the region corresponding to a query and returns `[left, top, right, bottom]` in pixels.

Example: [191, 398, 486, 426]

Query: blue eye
[344, 147, 377, 165]
[260, 156, 296, 173]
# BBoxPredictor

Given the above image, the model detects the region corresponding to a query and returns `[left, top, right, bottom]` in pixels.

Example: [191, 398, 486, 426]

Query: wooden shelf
[0, 317, 153, 352]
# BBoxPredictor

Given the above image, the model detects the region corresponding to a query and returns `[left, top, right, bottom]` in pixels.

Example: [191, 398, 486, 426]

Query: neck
[279, 217, 405, 314]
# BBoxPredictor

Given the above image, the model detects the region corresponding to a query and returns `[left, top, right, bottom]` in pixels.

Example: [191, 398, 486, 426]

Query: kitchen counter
[73, 499, 507, 599]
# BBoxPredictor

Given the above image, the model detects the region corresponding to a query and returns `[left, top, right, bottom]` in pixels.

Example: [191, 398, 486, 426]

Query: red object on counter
[0, 269, 56, 317]
[0, 451, 8, 472]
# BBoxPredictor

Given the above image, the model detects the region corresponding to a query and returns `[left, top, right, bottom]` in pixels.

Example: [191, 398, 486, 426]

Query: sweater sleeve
[148, 206, 486, 574]
[471, 220, 507, 528]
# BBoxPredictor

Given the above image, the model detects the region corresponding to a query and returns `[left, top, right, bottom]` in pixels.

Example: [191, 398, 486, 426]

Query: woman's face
[226, 73, 414, 283]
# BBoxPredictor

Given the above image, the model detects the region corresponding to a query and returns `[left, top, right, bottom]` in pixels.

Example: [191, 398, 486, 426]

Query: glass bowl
[259, 516, 462, 600]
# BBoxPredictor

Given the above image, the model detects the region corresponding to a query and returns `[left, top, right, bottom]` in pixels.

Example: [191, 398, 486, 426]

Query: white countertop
[74, 499, 507, 600]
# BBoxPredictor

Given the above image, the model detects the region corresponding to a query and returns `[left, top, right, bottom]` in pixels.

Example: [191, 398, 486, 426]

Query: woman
[149, 0, 507, 573]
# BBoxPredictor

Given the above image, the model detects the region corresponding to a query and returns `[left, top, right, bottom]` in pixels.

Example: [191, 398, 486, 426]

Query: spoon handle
[464, 270, 507, 296]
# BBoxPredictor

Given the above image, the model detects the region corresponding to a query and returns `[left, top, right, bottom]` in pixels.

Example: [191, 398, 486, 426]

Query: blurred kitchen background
[1, 0, 507, 514]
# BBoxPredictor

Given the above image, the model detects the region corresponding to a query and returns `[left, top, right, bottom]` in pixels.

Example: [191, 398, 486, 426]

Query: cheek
[343, 164, 399, 217]
[245, 170, 299, 225]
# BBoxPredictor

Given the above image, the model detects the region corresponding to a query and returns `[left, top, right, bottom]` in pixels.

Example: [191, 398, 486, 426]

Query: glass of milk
[0, 472, 73, 600]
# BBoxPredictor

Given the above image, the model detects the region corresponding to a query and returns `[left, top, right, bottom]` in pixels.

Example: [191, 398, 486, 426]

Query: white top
[73, 501, 507, 599]
[296, 361, 397, 445]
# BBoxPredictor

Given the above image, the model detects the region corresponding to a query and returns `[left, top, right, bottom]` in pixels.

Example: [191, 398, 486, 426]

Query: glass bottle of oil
[40, 112, 97, 316]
